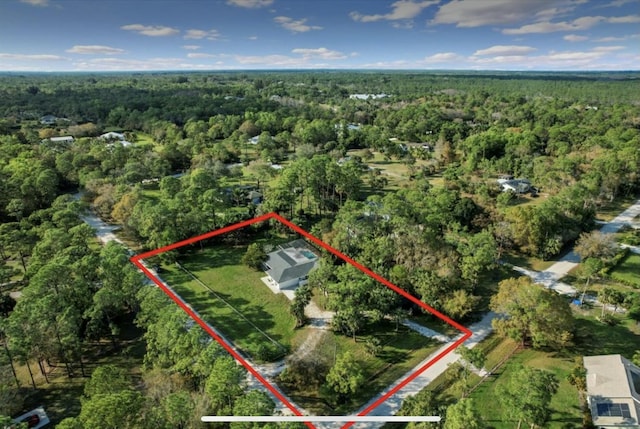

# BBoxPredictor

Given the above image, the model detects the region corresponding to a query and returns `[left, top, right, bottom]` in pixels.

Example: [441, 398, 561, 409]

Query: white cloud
[564, 34, 589, 41]
[0, 53, 67, 61]
[184, 29, 221, 40]
[291, 47, 347, 60]
[503, 16, 603, 34]
[274, 16, 322, 33]
[608, 15, 640, 23]
[596, 0, 636, 8]
[592, 36, 624, 42]
[232, 48, 348, 67]
[66, 45, 125, 55]
[504, 15, 640, 34]
[20, 0, 49, 6]
[187, 53, 217, 58]
[535, 7, 574, 21]
[466, 45, 628, 70]
[473, 45, 537, 56]
[234, 54, 303, 66]
[421, 52, 464, 63]
[226, 0, 273, 8]
[121, 24, 179, 37]
[361, 60, 412, 69]
[594, 33, 640, 42]
[73, 57, 214, 71]
[183, 45, 201, 50]
[350, 0, 439, 24]
[592, 45, 626, 51]
[248, 36, 258, 40]
[430, 0, 581, 27]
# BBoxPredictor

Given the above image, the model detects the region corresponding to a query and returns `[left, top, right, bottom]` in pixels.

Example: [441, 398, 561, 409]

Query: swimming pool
[300, 249, 316, 259]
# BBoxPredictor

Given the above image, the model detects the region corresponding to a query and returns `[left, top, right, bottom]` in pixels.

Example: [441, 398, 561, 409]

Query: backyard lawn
[608, 253, 640, 288]
[470, 349, 582, 429]
[160, 244, 298, 361]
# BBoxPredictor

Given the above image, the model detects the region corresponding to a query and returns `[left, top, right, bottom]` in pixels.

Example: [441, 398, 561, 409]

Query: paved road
[332, 312, 496, 429]
[512, 197, 640, 305]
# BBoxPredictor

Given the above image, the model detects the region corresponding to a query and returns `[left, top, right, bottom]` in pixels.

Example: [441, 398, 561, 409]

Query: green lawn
[396, 306, 640, 429]
[608, 253, 640, 287]
[501, 251, 555, 271]
[470, 349, 582, 429]
[132, 132, 157, 149]
[278, 322, 441, 415]
[160, 245, 298, 361]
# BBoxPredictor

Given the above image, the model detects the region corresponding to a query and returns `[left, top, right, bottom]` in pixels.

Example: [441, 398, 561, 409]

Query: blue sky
[1, 0, 639, 71]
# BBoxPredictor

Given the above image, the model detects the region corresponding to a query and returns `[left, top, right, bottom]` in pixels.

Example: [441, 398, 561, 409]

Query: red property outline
[130, 212, 472, 429]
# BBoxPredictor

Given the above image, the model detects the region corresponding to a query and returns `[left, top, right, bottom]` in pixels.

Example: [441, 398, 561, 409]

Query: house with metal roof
[263, 239, 318, 290]
[583, 354, 640, 428]
[48, 136, 74, 144]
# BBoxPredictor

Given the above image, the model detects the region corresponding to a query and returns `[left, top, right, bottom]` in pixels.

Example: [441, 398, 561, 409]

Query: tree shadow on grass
[179, 245, 246, 271]
[571, 316, 640, 358]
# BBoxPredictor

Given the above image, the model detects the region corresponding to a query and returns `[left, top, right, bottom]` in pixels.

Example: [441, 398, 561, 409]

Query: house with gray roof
[263, 239, 318, 290]
[583, 354, 640, 428]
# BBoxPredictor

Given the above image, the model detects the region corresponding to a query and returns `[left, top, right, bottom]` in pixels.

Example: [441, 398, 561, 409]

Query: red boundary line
[130, 212, 472, 429]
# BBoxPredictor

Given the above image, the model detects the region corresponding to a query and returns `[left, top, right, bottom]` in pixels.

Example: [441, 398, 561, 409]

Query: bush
[598, 313, 619, 326]
[253, 343, 283, 362]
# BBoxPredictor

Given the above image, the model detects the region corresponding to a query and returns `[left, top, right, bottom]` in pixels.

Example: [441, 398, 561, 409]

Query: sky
[0, 0, 639, 71]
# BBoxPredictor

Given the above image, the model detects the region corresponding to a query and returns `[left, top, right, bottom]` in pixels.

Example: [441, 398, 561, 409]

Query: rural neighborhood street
[77, 195, 640, 426]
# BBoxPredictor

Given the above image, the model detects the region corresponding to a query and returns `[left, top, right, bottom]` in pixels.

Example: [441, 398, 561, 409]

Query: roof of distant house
[49, 136, 74, 143]
[99, 131, 125, 140]
[264, 239, 317, 284]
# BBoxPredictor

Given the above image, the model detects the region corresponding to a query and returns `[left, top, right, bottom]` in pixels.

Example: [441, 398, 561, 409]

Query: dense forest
[1, 70, 639, 428]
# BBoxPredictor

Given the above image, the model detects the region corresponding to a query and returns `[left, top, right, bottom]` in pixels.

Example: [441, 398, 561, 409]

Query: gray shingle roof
[264, 240, 318, 284]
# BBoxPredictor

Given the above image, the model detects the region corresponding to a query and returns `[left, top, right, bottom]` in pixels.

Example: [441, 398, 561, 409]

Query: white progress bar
[202, 416, 441, 422]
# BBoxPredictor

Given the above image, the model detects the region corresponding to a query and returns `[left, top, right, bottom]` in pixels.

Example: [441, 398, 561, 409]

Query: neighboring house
[40, 115, 57, 125]
[248, 136, 260, 145]
[99, 131, 132, 147]
[48, 136, 74, 144]
[349, 93, 388, 100]
[584, 354, 640, 428]
[497, 178, 532, 194]
[263, 239, 318, 290]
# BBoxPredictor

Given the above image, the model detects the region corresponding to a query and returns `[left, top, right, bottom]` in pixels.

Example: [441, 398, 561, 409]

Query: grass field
[470, 349, 582, 429]
[501, 251, 556, 271]
[279, 322, 441, 415]
[389, 305, 640, 429]
[346, 149, 442, 190]
[160, 245, 298, 361]
[562, 252, 640, 296]
[608, 253, 640, 287]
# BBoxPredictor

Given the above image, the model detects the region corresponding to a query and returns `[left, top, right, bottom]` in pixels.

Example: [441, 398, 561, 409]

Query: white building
[99, 131, 132, 147]
[48, 136, 74, 144]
